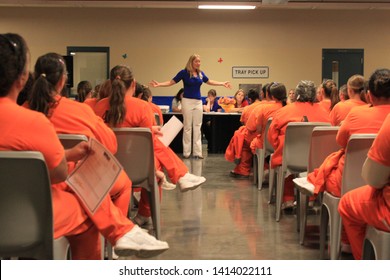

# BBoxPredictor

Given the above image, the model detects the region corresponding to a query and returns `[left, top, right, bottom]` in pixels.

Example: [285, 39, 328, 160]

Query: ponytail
[105, 65, 134, 126]
[29, 53, 65, 117]
[106, 78, 126, 126]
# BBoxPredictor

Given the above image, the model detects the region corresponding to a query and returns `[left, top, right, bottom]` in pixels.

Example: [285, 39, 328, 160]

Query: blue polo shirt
[172, 69, 209, 100]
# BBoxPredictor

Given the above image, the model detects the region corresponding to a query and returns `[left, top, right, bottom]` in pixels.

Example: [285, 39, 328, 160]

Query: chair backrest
[112, 127, 155, 190]
[308, 126, 341, 173]
[57, 134, 88, 149]
[0, 151, 54, 259]
[283, 122, 331, 172]
[342, 133, 377, 195]
[264, 117, 274, 154]
[154, 113, 161, 126]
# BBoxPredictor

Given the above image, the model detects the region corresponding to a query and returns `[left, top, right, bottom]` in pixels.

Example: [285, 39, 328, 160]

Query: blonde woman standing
[150, 54, 231, 159]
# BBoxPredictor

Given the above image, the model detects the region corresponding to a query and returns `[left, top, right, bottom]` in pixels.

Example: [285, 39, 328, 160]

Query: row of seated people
[1, 33, 207, 260]
[224, 70, 390, 259]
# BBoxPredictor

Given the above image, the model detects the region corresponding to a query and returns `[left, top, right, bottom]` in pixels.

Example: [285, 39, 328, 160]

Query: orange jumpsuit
[94, 96, 189, 216]
[248, 102, 283, 152]
[338, 114, 390, 260]
[26, 95, 132, 217]
[0, 97, 132, 259]
[84, 97, 98, 110]
[319, 99, 331, 113]
[229, 102, 283, 176]
[308, 104, 390, 197]
[240, 100, 264, 125]
[329, 99, 366, 126]
[268, 102, 330, 202]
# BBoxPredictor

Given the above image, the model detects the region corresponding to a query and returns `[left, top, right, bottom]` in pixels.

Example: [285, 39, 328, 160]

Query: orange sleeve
[92, 114, 118, 154]
[329, 104, 341, 126]
[246, 107, 260, 132]
[336, 110, 353, 148]
[29, 114, 65, 171]
[368, 114, 390, 166]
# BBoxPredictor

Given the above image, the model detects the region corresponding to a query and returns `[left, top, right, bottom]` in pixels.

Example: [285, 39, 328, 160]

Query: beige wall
[1, 7, 389, 96]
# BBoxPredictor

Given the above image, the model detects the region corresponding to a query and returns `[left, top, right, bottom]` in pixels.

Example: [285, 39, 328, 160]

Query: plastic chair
[57, 134, 88, 149]
[253, 117, 274, 190]
[319, 134, 376, 259]
[362, 225, 390, 260]
[0, 151, 70, 260]
[154, 113, 161, 126]
[274, 122, 331, 222]
[112, 127, 161, 239]
[296, 126, 340, 245]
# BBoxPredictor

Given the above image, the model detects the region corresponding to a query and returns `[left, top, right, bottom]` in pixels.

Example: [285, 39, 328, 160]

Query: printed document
[66, 138, 123, 214]
[158, 115, 183, 147]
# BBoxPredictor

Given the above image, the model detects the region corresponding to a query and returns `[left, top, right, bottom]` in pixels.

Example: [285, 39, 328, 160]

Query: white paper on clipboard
[158, 115, 183, 147]
[66, 138, 123, 215]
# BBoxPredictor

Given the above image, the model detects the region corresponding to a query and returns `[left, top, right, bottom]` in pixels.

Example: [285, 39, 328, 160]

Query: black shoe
[193, 155, 204, 160]
[183, 155, 190, 159]
[229, 171, 249, 179]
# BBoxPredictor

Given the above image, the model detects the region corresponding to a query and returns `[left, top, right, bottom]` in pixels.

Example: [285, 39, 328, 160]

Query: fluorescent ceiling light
[198, 5, 256, 10]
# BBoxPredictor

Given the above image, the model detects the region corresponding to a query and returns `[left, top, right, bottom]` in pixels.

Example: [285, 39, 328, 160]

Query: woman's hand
[223, 81, 232, 89]
[65, 141, 91, 162]
[149, 80, 160, 88]
[152, 126, 163, 137]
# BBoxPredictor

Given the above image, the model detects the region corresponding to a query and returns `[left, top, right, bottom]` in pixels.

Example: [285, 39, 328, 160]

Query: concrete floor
[124, 151, 353, 260]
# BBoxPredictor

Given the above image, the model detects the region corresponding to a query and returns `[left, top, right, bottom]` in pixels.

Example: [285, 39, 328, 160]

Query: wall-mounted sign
[232, 66, 269, 79]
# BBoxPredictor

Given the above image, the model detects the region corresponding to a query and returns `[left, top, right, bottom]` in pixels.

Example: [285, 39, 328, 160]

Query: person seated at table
[171, 88, 184, 112]
[1, 33, 168, 259]
[329, 75, 367, 126]
[338, 113, 390, 260]
[229, 89, 249, 113]
[268, 80, 330, 209]
[203, 89, 222, 112]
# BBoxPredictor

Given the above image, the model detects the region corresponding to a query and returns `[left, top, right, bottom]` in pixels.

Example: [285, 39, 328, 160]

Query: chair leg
[362, 239, 375, 260]
[299, 193, 309, 245]
[319, 204, 329, 259]
[257, 150, 265, 191]
[149, 177, 161, 239]
[268, 166, 276, 204]
[275, 169, 286, 222]
[253, 153, 258, 185]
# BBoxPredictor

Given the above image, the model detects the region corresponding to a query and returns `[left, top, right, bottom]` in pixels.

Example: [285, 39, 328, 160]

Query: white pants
[181, 97, 203, 157]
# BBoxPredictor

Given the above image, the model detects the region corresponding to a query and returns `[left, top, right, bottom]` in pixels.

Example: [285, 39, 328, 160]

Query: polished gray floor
[125, 150, 352, 260]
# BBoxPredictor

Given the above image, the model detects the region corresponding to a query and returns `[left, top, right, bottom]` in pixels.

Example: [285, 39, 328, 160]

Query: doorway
[322, 49, 364, 88]
[67, 46, 110, 97]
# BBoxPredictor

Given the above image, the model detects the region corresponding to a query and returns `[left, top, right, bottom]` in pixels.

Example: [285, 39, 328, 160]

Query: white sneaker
[293, 177, 315, 196]
[115, 225, 169, 258]
[178, 173, 206, 192]
[161, 177, 177, 190]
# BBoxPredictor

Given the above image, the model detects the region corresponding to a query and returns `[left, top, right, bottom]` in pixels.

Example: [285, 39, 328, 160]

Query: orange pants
[233, 132, 257, 176]
[53, 179, 134, 259]
[109, 170, 132, 216]
[154, 137, 188, 183]
[338, 185, 390, 260]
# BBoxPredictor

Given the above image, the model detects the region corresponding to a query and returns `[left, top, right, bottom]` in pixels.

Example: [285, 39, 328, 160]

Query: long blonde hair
[185, 54, 202, 79]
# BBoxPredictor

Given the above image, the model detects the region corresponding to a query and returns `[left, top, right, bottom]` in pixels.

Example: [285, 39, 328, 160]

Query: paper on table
[158, 115, 183, 147]
[66, 138, 123, 215]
